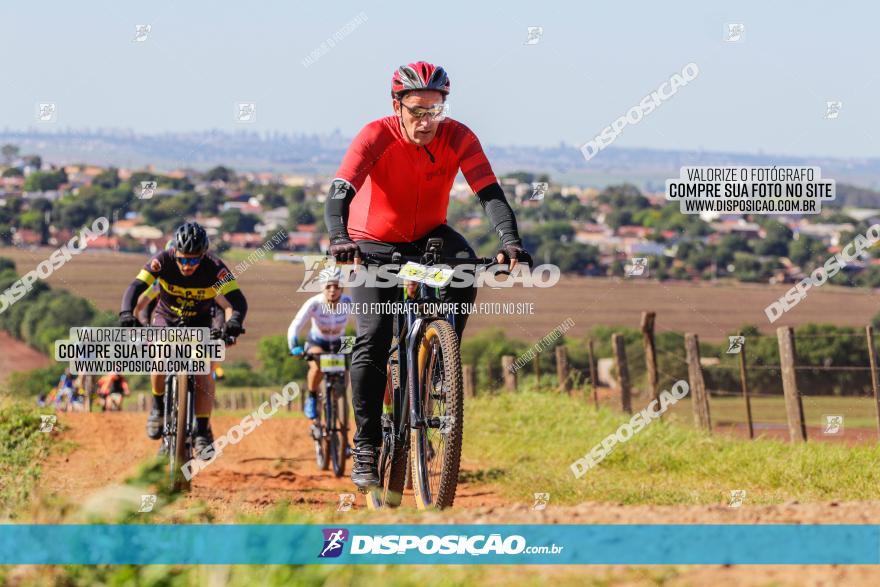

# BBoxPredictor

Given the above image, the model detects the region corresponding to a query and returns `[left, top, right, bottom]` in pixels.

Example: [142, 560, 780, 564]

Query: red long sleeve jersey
[334, 116, 497, 243]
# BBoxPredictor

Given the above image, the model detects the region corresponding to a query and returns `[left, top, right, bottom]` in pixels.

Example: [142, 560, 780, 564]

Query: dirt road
[31, 411, 880, 585]
[37, 411, 508, 520]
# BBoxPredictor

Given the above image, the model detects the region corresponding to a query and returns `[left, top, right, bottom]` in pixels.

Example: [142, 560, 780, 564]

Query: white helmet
[318, 266, 342, 284]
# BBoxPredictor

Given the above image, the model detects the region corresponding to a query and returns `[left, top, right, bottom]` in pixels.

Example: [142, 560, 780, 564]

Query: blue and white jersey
[287, 293, 352, 349]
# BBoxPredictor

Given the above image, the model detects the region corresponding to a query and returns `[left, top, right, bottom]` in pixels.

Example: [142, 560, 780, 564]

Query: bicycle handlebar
[358, 251, 500, 267]
[210, 327, 245, 346]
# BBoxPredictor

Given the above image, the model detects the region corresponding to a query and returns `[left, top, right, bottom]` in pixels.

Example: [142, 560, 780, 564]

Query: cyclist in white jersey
[288, 267, 353, 419]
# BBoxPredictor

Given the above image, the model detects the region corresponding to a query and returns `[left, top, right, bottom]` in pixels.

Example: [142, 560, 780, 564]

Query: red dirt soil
[0, 331, 51, 386]
[32, 411, 880, 586]
[37, 411, 508, 520]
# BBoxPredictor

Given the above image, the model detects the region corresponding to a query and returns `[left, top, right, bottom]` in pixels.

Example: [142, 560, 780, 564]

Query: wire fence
[472, 314, 880, 443]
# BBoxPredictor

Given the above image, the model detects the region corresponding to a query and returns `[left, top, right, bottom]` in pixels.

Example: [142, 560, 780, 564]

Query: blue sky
[1, 0, 877, 158]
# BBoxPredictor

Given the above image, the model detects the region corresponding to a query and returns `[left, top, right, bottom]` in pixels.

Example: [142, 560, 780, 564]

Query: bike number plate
[398, 262, 454, 288]
[320, 353, 346, 373]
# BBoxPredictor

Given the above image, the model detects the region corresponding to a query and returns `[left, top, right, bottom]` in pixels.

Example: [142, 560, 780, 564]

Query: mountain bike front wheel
[328, 377, 348, 478]
[314, 388, 330, 471]
[168, 374, 192, 492]
[410, 319, 463, 510]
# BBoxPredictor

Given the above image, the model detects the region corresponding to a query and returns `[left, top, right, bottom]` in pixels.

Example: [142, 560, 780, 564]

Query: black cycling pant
[349, 224, 479, 447]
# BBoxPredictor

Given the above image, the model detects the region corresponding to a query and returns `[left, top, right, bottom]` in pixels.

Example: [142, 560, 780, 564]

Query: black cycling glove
[329, 236, 361, 263]
[497, 242, 533, 267]
[224, 318, 244, 338]
[119, 311, 140, 327]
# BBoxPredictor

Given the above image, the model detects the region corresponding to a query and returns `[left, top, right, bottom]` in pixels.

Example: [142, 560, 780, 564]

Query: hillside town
[2, 146, 880, 287]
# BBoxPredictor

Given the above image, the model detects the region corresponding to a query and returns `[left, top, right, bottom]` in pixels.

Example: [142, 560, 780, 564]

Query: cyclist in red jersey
[325, 61, 532, 490]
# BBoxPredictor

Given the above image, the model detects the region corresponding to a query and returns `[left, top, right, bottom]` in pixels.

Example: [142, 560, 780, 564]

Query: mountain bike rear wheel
[366, 350, 408, 509]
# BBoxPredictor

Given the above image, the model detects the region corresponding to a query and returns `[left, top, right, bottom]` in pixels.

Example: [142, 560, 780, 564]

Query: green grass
[0, 399, 55, 518]
[8, 563, 680, 587]
[463, 390, 880, 506]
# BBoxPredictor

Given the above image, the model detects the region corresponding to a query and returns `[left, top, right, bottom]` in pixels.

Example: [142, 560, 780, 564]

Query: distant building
[287, 231, 316, 250]
[12, 228, 43, 246]
[794, 221, 855, 246]
[224, 233, 263, 248]
[709, 219, 762, 240]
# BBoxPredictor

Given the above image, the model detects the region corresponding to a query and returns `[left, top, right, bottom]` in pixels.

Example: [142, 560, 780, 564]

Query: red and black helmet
[391, 61, 450, 98]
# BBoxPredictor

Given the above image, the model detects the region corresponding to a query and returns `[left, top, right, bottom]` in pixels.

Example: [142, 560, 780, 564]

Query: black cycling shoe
[194, 427, 215, 460]
[146, 408, 164, 440]
[351, 443, 380, 490]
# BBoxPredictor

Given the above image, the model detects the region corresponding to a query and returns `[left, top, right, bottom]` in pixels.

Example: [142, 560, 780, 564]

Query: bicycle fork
[405, 317, 427, 431]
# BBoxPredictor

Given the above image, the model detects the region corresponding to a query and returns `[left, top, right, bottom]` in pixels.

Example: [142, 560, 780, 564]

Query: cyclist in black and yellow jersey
[119, 222, 247, 455]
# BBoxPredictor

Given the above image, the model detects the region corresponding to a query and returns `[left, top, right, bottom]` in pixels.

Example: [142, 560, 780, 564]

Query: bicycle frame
[358, 240, 507, 505]
[383, 249, 491, 445]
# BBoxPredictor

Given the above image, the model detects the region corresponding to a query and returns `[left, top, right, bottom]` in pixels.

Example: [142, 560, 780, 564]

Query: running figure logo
[37, 103, 57, 122]
[299, 255, 336, 292]
[236, 102, 257, 123]
[823, 415, 843, 435]
[39, 415, 57, 432]
[524, 26, 543, 45]
[139, 180, 157, 200]
[725, 23, 744, 42]
[626, 258, 648, 277]
[726, 336, 745, 354]
[824, 101, 842, 120]
[337, 493, 355, 512]
[532, 492, 550, 510]
[340, 336, 355, 354]
[728, 489, 746, 508]
[138, 494, 157, 513]
[133, 24, 152, 42]
[530, 182, 548, 201]
[318, 528, 349, 558]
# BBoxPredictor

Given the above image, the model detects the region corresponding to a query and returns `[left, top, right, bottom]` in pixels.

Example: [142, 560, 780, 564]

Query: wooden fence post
[555, 346, 571, 394]
[738, 333, 754, 439]
[534, 353, 541, 390]
[463, 364, 476, 398]
[587, 339, 599, 408]
[867, 326, 880, 440]
[684, 333, 712, 432]
[640, 311, 659, 405]
[776, 326, 806, 442]
[501, 355, 517, 391]
[137, 392, 146, 413]
[611, 334, 632, 414]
